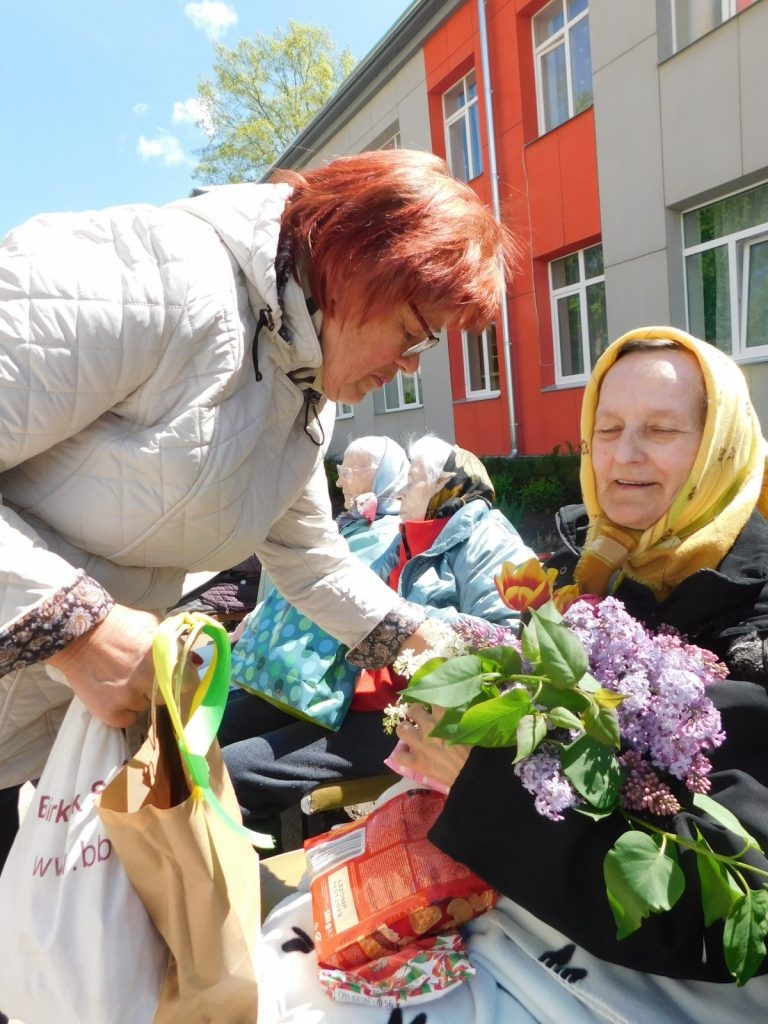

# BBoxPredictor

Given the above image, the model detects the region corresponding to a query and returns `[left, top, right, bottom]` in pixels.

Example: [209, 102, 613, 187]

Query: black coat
[429, 506, 768, 981]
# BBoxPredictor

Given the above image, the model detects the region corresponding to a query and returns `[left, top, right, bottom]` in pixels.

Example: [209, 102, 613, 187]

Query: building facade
[272, 0, 767, 457]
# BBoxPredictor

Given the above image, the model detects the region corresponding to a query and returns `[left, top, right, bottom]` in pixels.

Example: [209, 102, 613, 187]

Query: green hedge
[481, 451, 582, 551]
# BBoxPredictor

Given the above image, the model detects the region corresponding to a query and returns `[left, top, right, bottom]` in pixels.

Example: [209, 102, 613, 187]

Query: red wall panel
[421, 0, 602, 456]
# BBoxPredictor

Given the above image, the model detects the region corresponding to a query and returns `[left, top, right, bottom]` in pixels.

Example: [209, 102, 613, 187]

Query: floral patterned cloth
[318, 933, 474, 1007]
[0, 571, 113, 675]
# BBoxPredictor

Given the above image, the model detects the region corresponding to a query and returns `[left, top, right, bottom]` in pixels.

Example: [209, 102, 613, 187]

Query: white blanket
[257, 887, 768, 1024]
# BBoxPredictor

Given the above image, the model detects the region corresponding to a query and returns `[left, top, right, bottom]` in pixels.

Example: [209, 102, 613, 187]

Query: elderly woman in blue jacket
[220, 435, 534, 847]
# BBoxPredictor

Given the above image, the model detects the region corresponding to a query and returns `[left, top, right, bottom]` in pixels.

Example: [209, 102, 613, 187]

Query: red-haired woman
[0, 149, 518, 868]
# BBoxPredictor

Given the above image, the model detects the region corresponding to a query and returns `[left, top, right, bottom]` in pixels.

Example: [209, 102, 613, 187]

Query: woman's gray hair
[407, 434, 454, 488]
[615, 338, 682, 358]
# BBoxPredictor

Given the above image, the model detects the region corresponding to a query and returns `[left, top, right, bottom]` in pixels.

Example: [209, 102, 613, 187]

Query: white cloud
[184, 1, 237, 41]
[173, 97, 215, 136]
[133, 103, 148, 116]
[136, 133, 189, 167]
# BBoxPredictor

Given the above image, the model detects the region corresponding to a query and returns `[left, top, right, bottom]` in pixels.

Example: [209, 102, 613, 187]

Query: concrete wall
[590, 0, 768, 427]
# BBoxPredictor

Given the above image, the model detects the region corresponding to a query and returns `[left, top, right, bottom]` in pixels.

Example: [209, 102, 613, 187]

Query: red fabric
[352, 517, 449, 713]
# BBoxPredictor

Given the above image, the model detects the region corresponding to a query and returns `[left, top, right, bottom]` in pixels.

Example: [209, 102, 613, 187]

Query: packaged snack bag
[305, 788, 497, 970]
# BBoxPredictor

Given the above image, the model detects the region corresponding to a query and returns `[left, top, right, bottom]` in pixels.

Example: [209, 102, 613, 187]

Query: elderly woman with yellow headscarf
[389, 329, 768, 999]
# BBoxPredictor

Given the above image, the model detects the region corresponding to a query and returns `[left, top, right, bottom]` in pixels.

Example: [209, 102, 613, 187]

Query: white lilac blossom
[392, 618, 468, 679]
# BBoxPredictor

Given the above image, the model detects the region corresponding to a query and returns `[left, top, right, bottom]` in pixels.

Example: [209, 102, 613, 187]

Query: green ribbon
[152, 612, 275, 850]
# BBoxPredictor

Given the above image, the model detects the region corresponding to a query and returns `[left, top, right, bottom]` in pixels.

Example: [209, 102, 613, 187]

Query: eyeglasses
[403, 303, 441, 357]
[337, 464, 369, 480]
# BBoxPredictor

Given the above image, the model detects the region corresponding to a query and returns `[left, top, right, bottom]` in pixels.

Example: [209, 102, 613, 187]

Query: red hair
[272, 149, 519, 330]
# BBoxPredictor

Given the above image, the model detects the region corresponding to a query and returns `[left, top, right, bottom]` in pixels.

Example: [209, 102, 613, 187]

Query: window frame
[741, 232, 768, 354]
[532, 0, 592, 136]
[462, 323, 500, 399]
[442, 69, 482, 183]
[682, 182, 768, 362]
[549, 242, 608, 386]
[374, 370, 424, 414]
[335, 402, 354, 420]
[670, 0, 735, 54]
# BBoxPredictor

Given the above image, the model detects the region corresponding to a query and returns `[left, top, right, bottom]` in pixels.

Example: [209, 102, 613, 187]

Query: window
[671, 0, 759, 54]
[683, 181, 768, 359]
[550, 243, 608, 384]
[374, 371, 423, 413]
[463, 324, 500, 397]
[335, 402, 353, 420]
[378, 130, 401, 150]
[533, 0, 592, 134]
[443, 70, 482, 182]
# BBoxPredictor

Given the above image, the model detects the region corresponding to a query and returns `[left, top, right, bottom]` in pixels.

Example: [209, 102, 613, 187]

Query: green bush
[482, 449, 582, 552]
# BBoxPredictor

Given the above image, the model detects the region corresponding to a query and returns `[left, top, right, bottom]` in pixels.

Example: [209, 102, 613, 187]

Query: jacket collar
[168, 183, 323, 376]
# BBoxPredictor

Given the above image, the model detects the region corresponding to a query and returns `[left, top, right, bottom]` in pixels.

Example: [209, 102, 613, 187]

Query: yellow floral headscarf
[575, 326, 768, 599]
[425, 446, 495, 520]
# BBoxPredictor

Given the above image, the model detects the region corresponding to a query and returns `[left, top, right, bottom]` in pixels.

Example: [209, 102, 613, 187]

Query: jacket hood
[168, 181, 292, 319]
[169, 182, 323, 376]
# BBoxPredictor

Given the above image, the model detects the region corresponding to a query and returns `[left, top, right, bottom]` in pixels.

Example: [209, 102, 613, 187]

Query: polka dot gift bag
[230, 588, 359, 731]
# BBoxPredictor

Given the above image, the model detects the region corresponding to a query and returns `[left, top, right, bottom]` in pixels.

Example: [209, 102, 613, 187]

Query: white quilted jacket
[0, 184, 399, 784]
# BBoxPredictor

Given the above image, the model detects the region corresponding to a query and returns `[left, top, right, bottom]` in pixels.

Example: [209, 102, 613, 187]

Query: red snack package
[305, 788, 497, 970]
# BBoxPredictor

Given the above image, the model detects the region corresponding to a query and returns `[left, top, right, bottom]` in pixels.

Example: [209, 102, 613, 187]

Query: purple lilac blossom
[619, 750, 682, 816]
[514, 743, 579, 821]
[563, 597, 726, 798]
[452, 617, 521, 650]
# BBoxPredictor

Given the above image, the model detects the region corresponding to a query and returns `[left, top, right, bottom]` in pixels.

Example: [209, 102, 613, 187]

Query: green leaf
[576, 672, 601, 694]
[582, 701, 621, 748]
[693, 793, 762, 850]
[593, 688, 627, 710]
[574, 804, 616, 822]
[530, 610, 589, 688]
[404, 655, 489, 708]
[537, 681, 590, 714]
[603, 832, 686, 939]
[449, 689, 533, 747]
[520, 618, 541, 666]
[561, 734, 622, 811]
[723, 889, 768, 986]
[547, 706, 583, 732]
[514, 713, 548, 762]
[408, 656, 448, 686]
[477, 646, 523, 677]
[694, 833, 740, 927]
[534, 600, 563, 624]
[428, 707, 468, 742]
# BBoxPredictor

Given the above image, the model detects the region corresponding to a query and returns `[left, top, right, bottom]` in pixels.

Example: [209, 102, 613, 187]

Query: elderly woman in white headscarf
[218, 436, 409, 848]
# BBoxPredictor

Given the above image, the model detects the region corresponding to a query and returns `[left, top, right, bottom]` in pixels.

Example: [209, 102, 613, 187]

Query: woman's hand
[392, 703, 471, 793]
[46, 603, 162, 728]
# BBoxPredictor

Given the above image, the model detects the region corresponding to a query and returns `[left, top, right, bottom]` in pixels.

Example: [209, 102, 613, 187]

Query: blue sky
[1, 0, 415, 236]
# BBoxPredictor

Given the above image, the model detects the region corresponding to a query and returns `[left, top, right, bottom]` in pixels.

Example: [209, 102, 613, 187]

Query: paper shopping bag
[98, 612, 270, 1024]
[0, 697, 167, 1024]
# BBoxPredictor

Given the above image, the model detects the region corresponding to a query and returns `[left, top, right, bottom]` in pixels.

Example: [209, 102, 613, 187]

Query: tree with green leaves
[194, 20, 356, 184]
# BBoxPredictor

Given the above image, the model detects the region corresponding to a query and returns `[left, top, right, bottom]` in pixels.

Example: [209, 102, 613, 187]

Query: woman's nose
[614, 429, 644, 462]
[395, 351, 421, 374]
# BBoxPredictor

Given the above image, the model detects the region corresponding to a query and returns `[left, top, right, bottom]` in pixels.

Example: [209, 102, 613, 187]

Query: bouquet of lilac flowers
[383, 559, 768, 985]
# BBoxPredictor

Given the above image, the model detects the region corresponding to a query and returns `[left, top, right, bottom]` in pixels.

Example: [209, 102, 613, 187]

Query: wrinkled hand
[393, 703, 471, 793]
[46, 603, 162, 728]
